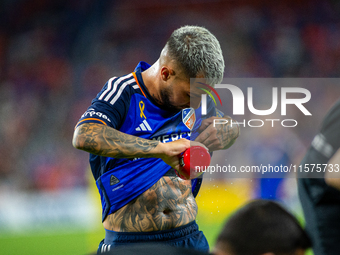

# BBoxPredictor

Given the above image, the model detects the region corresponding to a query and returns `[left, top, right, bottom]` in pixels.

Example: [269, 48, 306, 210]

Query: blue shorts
[97, 221, 209, 254]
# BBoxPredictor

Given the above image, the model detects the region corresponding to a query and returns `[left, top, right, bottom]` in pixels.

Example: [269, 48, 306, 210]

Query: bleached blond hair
[166, 25, 225, 86]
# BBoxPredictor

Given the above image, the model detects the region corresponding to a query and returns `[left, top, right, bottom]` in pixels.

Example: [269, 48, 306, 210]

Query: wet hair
[215, 200, 311, 255]
[166, 25, 224, 86]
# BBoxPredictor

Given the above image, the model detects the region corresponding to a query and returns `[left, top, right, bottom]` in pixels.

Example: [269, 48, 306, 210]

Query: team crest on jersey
[182, 108, 196, 130]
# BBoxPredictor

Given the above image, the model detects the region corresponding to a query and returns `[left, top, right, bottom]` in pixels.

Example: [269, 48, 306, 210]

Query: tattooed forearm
[105, 176, 197, 232]
[73, 123, 159, 158]
[217, 117, 240, 150]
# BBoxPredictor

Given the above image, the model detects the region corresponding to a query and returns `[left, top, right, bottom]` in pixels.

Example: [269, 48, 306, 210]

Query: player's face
[160, 75, 206, 113]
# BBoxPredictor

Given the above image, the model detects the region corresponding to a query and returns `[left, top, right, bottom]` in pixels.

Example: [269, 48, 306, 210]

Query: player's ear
[160, 66, 174, 81]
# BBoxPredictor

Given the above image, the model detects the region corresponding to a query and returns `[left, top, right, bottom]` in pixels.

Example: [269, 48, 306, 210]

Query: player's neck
[141, 60, 162, 103]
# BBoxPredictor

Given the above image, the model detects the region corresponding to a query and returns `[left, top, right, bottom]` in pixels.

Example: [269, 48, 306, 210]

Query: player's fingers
[201, 139, 214, 151]
[205, 140, 222, 151]
[198, 121, 211, 133]
[195, 125, 216, 146]
[189, 141, 209, 151]
[163, 155, 181, 171]
[195, 129, 210, 144]
[197, 123, 228, 151]
[200, 133, 221, 151]
[198, 116, 219, 133]
[166, 138, 190, 156]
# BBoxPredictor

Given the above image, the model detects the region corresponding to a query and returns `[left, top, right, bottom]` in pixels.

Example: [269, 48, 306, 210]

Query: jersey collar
[134, 61, 151, 73]
[133, 61, 163, 108]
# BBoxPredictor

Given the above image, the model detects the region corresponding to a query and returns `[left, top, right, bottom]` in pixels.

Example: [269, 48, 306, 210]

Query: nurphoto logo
[198, 83, 312, 128]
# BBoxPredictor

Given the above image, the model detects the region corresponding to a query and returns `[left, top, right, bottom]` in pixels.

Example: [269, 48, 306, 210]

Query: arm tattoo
[74, 123, 159, 158]
[105, 177, 197, 232]
[217, 117, 240, 150]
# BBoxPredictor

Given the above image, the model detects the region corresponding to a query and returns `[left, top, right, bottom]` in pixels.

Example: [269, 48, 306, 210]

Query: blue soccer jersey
[76, 62, 219, 221]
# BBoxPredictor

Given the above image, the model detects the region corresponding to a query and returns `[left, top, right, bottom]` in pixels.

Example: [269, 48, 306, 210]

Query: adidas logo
[135, 120, 152, 131]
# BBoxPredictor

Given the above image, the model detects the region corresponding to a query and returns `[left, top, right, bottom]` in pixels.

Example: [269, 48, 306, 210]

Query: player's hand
[158, 139, 207, 171]
[195, 116, 240, 151]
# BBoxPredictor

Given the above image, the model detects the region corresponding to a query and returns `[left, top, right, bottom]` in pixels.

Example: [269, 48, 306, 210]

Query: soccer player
[72, 26, 239, 253]
[298, 99, 340, 255]
[213, 200, 311, 255]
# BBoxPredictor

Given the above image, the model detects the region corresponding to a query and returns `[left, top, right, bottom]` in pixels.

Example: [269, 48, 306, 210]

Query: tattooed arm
[72, 123, 191, 170]
[195, 116, 240, 151]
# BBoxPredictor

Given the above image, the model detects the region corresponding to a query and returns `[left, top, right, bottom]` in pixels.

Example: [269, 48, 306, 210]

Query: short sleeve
[76, 74, 136, 129]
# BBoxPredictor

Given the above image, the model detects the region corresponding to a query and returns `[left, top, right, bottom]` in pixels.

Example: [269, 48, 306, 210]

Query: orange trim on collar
[132, 72, 147, 98]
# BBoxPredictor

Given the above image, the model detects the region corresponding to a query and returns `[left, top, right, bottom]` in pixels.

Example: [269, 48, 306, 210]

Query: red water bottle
[176, 146, 211, 180]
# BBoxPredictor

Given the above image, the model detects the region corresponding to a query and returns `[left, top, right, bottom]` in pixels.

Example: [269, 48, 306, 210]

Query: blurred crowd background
[1, 0, 340, 253]
[0, 0, 339, 196]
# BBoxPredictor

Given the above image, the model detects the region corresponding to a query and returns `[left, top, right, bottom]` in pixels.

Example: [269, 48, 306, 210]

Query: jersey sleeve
[76, 74, 135, 129]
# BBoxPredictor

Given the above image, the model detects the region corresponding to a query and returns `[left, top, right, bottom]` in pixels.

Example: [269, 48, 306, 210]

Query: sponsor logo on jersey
[135, 119, 152, 131]
[182, 108, 196, 130]
[152, 132, 191, 143]
[81, 108, 111, 123]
